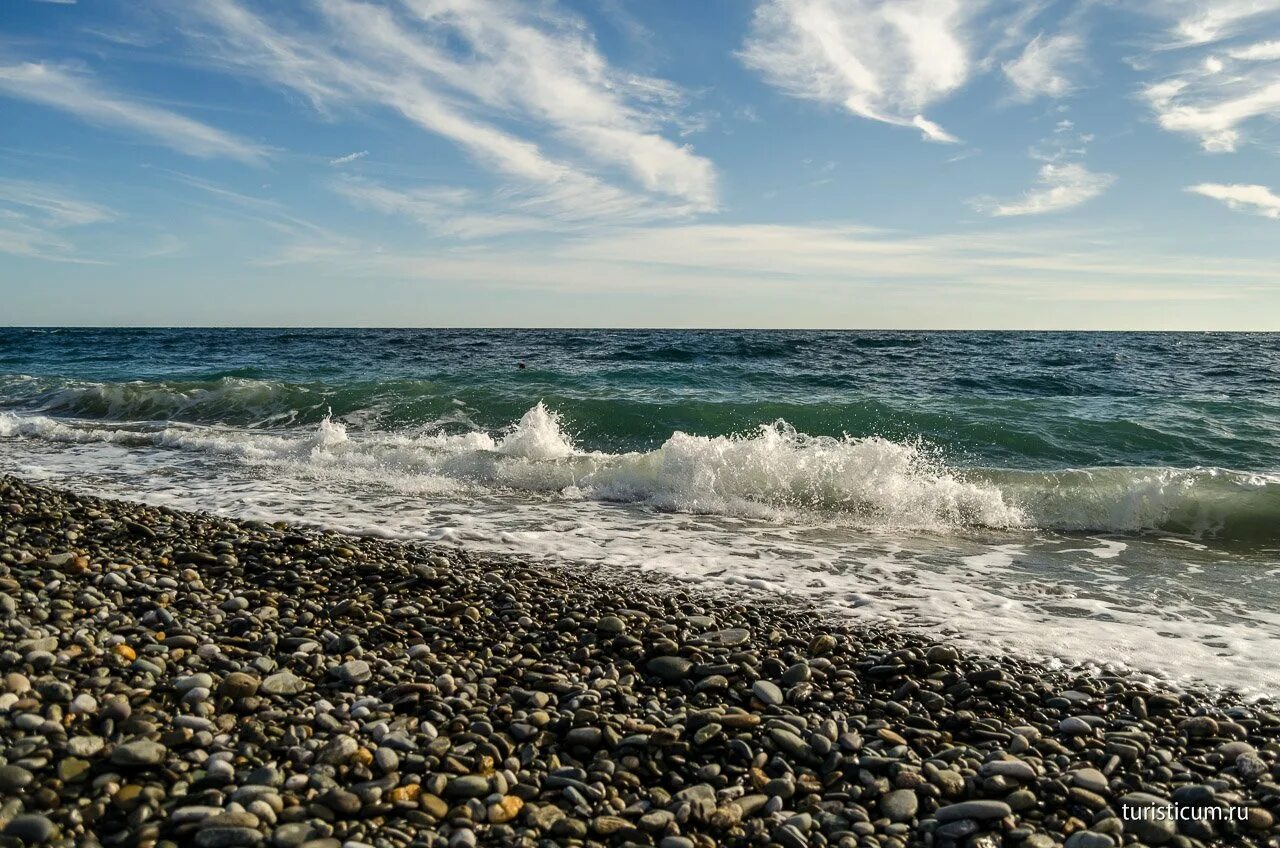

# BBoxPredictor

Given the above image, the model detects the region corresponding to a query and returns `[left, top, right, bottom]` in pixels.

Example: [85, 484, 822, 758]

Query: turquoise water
[2, 328, 1278, 690]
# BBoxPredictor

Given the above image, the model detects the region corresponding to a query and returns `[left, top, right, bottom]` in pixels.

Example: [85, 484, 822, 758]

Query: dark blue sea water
[2, 328, 1278, 690]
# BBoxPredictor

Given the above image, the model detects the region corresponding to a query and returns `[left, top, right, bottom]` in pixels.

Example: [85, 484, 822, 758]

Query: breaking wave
[4, 404, 1279, 543]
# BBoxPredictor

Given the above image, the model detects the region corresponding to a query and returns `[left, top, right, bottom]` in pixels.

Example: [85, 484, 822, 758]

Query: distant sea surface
[3, 328, 1279, 691]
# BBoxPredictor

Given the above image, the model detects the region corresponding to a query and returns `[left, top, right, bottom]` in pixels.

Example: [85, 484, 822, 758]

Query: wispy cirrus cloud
[1152, 0, 1280, 46]
[1188, 182, 1280, 217]
[1138, 2, 1280, 152]
[0, 62, 269, 164]
[1144, 68, 1280, 152]
[975, 161, 1114, 216]
[180, 0, 716, 227]
[329, 150, 368, 166]
[1228, 39, 1280, 60]
[0, 179, 114, 262]
[739, 0, 994, 143]
[1003, 31, 1086, 100]
[970, 120, 1113, 217]
[330, 177, 552, 239]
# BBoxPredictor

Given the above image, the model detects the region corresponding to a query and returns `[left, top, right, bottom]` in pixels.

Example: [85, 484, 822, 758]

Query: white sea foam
[6, 406, 1279, 540]
[5, 404, 1280, 693]
[0, 406, 1023, 531]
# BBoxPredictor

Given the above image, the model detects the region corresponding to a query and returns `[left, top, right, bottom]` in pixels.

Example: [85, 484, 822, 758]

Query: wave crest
[5, 405, 1280, 542]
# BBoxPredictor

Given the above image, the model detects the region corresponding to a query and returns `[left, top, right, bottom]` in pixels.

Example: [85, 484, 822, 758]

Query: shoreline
[0, 475, 1276, 847]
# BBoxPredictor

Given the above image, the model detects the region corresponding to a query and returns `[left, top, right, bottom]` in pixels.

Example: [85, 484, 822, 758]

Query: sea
[2, 328, 1278, 693]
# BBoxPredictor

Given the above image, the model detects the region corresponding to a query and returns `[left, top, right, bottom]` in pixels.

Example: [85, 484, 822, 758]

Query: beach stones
[444, 775, 490, 799]
[0, 765, 34, 793]
[261, 670, 306, 696]
[219, 672, 260, 700]
[315, 734, 359, 765]
[646, 655, 693, 681]
[596, 615, 626, 635]
[881, 789, 919, 822]
[935, 800, 1013, 822]
[752, 679, 785, 707]
[331, 659, 371, 684]
[2, 476, 1280, 848]
[109, 740, 167, 767]
[3, 815, 58, 844]
[689, 627, 750, 648]
[1069, 767, 1108, 793]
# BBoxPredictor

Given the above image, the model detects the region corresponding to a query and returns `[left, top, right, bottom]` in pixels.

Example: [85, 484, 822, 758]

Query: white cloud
[183, 0, 716, 225]
[739, 0, 994, 142]
[1144, 73, 1280, 152]
[1187, 182, 1280, 217]
[970, 121, 1113, 217]
[330, 178, 552, 238]
[328, 150, 368, 166]
[0, 62, 268, 164]
[0, 180, 115, 262]
[973, 163, 1114, 217]
[1229, 40, 1280, 60]
[1137, 2, 1280, 152]
[1158, 0, 1280, 45]
[0, 179, 115, 227]
[1003, 32, 1085, 100]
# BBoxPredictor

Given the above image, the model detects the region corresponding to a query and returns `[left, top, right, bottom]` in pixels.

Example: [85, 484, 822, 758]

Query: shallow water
[2, 328, 1278, 692]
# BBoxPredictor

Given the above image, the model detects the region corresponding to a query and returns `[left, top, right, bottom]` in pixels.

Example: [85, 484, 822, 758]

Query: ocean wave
[7, 373, 1277, 471]
[5, 405, 1279, 543]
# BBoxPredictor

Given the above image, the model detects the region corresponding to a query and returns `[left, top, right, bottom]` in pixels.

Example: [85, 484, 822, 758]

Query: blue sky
[2, 0, 1280, 328]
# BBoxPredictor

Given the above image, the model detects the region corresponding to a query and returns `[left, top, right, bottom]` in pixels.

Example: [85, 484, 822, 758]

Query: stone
[68, 735, 105, 757]
[646, 655, 693, 681]
[261, 670, 307, 696]
[488, 795, 523, 824]
[1059, 717, 1093, 735]
[445, 775, 490, 798]
[1069, 767, 1108, 794]
[982, 759, 1037, 782]
[935, 801, 1012, 822]
[4, 815, 58, 844]
[270, 823, 316, 848]
[332, 659, 371, 684]
[319, 788, 360, 816]
[1119, 792, 1177, 845]
[110, 739, 167, 767]
[194, 828, 265, 848]
[596, 615, 626, 635]
[881, 789, 919, 822]
[219, 672, 260, 699]
[690, 628, 750, 648]
[315, 734, 359, 765]
[0, 765, 33, 793]
[752, 679, 784, 707]
[58, 758, 91, 782]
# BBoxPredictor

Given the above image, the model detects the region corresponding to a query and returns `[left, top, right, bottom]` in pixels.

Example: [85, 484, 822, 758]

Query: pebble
[881, 788, 919, 821]
[0, 477, 1277, 848]
[935, 800, 1013, 822]
[332, 659, 371, 684]
[3, 814, 58, 844]
[0, 764, 34, 792]
[752, 679, 784, 707]
[261, 670, 306, 696]
[109, 739, 167, 767]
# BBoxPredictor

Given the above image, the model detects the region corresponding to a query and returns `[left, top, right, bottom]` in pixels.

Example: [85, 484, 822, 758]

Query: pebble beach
[1, 474, 1279, 848]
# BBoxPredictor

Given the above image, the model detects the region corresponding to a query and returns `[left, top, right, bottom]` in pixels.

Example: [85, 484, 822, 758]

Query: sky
[2, 0, 1280, 329]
